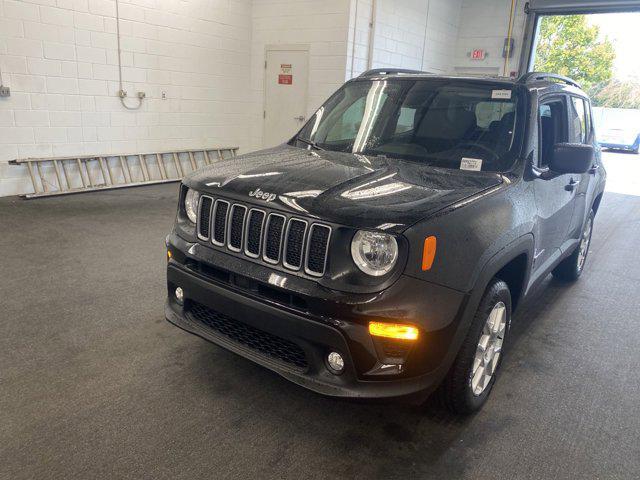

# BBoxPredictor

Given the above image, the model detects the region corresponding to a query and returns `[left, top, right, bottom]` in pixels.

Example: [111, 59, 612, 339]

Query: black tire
[441, 278, 512, 414]
[552, 210, 595, 282]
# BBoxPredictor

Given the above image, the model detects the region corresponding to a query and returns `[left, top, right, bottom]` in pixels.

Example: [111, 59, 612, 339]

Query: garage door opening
[526, 6, 640, 196]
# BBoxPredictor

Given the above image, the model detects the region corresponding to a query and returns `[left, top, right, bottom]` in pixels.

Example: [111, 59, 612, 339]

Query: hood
[185, 145, 504, 232]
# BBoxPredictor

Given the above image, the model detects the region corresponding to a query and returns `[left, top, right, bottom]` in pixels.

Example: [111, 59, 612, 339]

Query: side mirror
[549, 143, 594, 174]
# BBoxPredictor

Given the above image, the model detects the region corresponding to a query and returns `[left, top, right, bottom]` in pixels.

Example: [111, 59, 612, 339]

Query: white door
[263, 47, 309, 147]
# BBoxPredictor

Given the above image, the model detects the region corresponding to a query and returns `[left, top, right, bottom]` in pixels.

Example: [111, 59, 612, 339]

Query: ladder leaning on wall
[9, 147, 238, 199]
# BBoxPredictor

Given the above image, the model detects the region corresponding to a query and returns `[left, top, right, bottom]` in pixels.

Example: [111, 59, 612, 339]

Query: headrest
[417, 107, 477, 139]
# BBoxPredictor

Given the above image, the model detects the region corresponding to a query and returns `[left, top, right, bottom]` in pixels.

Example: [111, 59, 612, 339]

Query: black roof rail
[518, 72, 582, 89]
[358, 68, 426, 78]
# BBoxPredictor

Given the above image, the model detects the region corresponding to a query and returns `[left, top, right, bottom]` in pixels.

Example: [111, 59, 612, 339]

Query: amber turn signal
[369, 321, 419, 341]
[421, 236, 437, 271]
[167, 249, 172, 261]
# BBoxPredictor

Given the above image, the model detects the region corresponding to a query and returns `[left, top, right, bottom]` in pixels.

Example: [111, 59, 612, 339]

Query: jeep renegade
[165, 70, 606, 413]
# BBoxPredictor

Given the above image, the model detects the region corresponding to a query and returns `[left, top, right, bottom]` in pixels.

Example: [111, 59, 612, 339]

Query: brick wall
[0, 0, 253, 196]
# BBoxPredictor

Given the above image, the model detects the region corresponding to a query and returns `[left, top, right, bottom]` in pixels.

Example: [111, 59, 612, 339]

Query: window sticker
[460, 157, 483, 171]
[491, 89, 512, 100]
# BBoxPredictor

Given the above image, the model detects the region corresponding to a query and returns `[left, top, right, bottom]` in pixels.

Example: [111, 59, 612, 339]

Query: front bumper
[165, 232, 469, 400]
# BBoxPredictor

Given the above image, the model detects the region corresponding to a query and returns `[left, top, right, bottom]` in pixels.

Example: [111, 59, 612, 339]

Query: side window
[569, 96, 587, 144]
[325, 97, 366, 142]
[395, 107, 417, 134]
[538, 98, 567, 167]
[584, 99, 592, 141]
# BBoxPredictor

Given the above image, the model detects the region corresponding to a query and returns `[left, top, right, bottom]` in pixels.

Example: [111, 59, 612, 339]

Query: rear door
[531, 95, 577, 272]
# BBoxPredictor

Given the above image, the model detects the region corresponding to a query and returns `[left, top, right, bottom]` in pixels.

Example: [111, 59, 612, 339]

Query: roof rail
[518, 72, 582, 89]
[358, 68, 426, 78]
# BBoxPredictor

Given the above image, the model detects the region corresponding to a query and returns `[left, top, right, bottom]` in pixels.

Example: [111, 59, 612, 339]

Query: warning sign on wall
[278, 64, 292, 85]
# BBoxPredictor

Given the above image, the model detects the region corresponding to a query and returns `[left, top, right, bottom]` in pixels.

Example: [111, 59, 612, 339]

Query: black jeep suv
[165, 70, 606, 413]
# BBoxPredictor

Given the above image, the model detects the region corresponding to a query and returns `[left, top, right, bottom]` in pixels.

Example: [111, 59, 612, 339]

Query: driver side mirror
[549, 143, 594, 174]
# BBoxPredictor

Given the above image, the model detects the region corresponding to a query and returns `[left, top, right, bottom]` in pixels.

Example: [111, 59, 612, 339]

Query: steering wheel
[455, 142, 500, 161]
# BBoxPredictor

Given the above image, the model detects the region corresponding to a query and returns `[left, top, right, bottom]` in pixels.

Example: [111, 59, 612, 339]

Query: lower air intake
[188, 301, 308, 370]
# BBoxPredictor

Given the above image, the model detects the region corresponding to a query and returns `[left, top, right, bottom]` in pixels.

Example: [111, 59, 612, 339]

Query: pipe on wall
[366, 0, 377, 70]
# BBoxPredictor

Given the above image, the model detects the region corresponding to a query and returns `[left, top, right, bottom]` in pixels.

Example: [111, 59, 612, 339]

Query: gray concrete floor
[1, 153, 639, 479]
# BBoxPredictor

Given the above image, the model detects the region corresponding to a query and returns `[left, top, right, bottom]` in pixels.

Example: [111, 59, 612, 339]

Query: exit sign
[471, 49, 486, 60]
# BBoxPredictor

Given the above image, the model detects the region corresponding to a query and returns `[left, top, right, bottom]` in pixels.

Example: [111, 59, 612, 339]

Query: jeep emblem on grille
[249, 188, 277, 202]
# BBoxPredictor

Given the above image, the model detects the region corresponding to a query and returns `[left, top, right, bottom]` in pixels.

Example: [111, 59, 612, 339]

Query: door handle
[294, 116, 305, 121]
[565, 179, 580, 191]
[589, 165, 599, 175]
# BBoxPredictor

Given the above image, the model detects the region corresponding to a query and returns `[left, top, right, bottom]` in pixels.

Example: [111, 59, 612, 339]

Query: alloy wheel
[470, 301, 507, 396]
[577, 217, 593, 272]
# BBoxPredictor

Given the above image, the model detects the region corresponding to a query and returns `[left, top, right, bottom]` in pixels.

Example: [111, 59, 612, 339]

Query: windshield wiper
[296, 136, 325, 151]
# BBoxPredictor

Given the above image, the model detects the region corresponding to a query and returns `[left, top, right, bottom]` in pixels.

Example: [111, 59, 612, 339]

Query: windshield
[292, 79, 522, 173]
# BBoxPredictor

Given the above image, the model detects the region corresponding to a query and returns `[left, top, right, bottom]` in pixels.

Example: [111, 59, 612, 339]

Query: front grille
[212, 200, 229, 245]
[264, 214, 285, 263]
[306, 224, 331, 276]
[188, 301, 308, 370]
[284, 219, 307, 269]
[228, 204, 247, 251]
[196, 196, 331, 277]
[245, 209, 265, 257]
[197, 196, 213, 240]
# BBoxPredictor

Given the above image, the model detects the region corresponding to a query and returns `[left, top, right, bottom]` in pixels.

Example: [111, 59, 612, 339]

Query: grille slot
[283, 219, 307, 270]
[227, 204, 247, 252]
[197, 196, 213, 240]
[263, 214, 286, 264]
[212, 200, 229, 246]
[245, 209, 266, 258]
[188, 301, 308, 370]
[305, 224, 331, 276]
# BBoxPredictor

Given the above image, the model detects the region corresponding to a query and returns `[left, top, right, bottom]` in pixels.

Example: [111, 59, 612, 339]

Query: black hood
[185, 145, 504, 233]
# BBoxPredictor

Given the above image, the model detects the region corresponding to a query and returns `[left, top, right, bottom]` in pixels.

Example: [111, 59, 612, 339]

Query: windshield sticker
[491, 89, 512, 100]
[460, 157, 483, 171]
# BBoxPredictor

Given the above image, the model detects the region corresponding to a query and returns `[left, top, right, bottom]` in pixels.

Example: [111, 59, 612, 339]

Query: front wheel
[552, 210, 594, 281]
[440, 278, 512, 414]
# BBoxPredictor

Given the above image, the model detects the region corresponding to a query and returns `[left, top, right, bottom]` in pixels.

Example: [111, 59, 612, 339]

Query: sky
[588, 12, 640, 81]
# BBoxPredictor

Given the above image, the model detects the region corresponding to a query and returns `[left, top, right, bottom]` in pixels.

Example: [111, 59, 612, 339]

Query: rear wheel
[552, 210, 594, 281]
[441, 278, 511, 414]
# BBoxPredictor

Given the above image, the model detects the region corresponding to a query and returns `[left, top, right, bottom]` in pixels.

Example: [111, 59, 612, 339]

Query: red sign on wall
[471, 49, 486, 60]
[279, 64, 292, 85]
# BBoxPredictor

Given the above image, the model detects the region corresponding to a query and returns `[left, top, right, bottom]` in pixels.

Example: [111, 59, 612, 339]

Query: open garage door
[520, 0, 640, 72]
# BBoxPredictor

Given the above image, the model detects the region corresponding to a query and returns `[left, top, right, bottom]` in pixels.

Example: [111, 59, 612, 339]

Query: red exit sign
[471, 49, 486, 60]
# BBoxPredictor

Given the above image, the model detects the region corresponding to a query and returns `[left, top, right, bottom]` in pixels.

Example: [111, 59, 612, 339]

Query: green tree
[590, 80, 640, 108]
[534, 15, 615, 92]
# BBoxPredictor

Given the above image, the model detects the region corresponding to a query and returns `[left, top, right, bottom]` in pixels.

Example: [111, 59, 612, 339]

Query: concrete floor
[1, 152, 639, 479]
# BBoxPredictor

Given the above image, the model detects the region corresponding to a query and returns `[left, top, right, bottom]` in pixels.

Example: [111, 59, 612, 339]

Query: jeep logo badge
[249, 188, 277, 202]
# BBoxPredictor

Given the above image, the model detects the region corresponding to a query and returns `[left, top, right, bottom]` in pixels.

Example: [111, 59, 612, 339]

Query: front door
[263, 47, 309, 147]
[531, 95, 577, 273]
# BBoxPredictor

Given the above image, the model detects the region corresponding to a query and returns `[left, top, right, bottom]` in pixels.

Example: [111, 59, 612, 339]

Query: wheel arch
[471, 234, 534, 314]
[592, 191, 604, 216]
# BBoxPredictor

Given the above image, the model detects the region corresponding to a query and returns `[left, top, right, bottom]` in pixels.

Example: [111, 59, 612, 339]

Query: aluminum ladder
[9, 147, 238, 199]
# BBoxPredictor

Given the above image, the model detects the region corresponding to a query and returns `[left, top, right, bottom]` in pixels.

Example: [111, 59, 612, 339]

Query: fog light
[326, 351, 345, 374]
[175, 287, 184, 304]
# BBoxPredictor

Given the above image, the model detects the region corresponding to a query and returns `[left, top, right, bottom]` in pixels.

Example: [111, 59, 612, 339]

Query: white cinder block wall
[249, 0, 351, 149]
[454, 0, 527, 76]
[346, 0, 464, 79]
[0, 0, 253, 196]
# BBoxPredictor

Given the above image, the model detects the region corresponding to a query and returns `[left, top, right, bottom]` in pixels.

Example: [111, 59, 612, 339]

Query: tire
[552, 210, 594, 282]
[441, 278, 512, 414]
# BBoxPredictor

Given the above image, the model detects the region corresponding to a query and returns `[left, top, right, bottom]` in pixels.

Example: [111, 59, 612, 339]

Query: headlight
[351, 230, 398, 276]
[184, 188, 200, 224]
